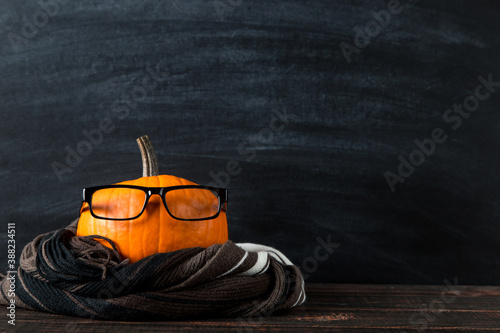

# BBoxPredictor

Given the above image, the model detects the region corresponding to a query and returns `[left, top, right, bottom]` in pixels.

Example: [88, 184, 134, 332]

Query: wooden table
[2, 283, 500, 332]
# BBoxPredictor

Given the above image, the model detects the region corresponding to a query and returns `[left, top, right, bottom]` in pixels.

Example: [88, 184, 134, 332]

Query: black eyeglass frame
[81, 184, 228, 222]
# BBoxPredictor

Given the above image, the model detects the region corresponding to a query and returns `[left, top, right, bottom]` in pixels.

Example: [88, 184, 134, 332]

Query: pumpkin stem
[136, 135, 159, 177]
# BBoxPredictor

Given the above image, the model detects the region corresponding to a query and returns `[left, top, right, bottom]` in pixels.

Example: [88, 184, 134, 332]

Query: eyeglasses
[80, 184, 228, 221]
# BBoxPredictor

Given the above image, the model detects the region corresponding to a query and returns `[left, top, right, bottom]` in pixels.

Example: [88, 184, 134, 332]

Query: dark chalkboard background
[1, 0, 499, 284]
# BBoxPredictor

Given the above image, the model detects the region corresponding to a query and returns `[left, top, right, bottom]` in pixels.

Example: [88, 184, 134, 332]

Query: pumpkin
[76, 136, 228, 263]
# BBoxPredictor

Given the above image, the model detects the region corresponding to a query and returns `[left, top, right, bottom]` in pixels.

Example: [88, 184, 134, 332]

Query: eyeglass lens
[90, 187, 220, 220]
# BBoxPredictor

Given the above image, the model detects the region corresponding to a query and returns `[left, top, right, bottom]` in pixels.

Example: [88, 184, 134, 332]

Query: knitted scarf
[0, 221, 305, 321]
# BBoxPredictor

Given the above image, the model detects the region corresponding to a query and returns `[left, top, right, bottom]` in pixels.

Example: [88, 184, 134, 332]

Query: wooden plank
[1, 284, 500, 332]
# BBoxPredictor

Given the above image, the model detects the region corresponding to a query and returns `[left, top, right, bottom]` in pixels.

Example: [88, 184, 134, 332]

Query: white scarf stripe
[215, 252, 248, 279]
[239, 251, 269, 276]
[235, 243, 293, 266]
[235, 243, 305, 308]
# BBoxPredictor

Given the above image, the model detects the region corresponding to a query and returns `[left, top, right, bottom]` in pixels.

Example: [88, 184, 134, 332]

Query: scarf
[0, 221, 305, 321]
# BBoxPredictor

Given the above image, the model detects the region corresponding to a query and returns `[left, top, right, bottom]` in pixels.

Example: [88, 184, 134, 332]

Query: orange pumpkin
[76, 136, 228, 263]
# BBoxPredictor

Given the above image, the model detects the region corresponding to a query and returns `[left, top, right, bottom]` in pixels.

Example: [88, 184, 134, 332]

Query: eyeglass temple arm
[220, 189, 228, 212]
[221, 189, 228, 203]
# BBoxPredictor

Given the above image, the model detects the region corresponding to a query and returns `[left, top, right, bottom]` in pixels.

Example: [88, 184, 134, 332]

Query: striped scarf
[0, 221, 305, 320]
